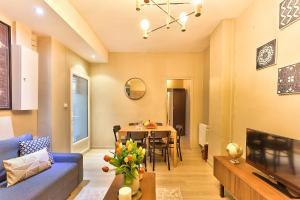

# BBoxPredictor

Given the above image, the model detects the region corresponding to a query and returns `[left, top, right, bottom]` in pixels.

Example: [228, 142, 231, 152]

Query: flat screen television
[246, 128, 300, 197]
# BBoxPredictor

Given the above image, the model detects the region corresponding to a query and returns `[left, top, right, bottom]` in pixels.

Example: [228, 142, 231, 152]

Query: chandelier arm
[150, 0, 182, 27]
[148, 11, 195, 34]
[141, 2, 191, 6]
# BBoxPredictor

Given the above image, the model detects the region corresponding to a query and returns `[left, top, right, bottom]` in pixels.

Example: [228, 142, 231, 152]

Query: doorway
[70, 71, 90, 153]
[166, 79, 191, 148]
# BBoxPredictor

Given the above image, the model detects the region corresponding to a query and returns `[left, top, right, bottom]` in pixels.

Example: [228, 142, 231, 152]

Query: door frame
[70, 70, 90, 153]
[166, 77, 194, 148]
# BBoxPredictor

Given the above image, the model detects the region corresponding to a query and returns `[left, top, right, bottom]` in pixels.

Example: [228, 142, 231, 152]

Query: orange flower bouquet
[102, 139, 146, 194]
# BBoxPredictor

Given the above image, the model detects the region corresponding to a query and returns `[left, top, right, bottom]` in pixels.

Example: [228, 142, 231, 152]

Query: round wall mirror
[124, 78, 146, 100]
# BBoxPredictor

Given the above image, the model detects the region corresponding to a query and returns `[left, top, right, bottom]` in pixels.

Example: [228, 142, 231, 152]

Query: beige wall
[91, 53, 205, 148]
[232, 0, 300, 151]
[202, 48, 210, 124]
[207, 19, 235, 164]
[0, 13, 37, 137]
[38, 37, 90, 152]
[207, 0, 300, 163]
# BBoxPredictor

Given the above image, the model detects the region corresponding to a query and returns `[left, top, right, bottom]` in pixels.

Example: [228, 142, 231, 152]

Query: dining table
[118, 125, 178, 168]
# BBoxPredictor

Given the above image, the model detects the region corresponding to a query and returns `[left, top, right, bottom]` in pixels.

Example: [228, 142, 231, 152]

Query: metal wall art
[278, 63, 300, 95]
[256, 39, 277, 70]
[279, 0, 300, 29]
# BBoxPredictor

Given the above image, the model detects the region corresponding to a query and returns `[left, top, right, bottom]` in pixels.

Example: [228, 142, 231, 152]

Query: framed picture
[256, 39, 277, 70]
[0, 21, 11, 109]
[277, 63, 300, 95]
[279, 0, 300, 29]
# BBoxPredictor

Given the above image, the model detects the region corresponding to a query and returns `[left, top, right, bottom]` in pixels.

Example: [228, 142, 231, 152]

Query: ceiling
[70, 0, 254, 53]
[0, 0, 254, 62]
[0, 0, 107, 63]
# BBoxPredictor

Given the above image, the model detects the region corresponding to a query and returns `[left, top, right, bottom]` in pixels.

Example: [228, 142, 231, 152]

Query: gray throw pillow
[19, 136, 54, 163]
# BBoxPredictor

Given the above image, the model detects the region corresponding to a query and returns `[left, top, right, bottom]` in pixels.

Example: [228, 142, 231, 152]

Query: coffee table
[103, 172, 156, 200]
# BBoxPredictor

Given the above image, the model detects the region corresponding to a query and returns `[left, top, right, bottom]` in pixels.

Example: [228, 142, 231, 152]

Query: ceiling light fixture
[91, 54, 96, 59]
[140, 19, 150, 39]
[136, 0, 203, 39]
[34, 6, 44, 16]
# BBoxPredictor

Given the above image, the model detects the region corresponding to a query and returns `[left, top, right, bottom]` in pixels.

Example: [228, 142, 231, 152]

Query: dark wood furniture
[113, 125, 127, 145]
[168, 88, 186, 135]
[129, 122, 139, 126]
[169, 125, 183, 161]
[213, 156, 294, 200]
[128, 131, 148, 171]
[149, 131, 171, 171]
[103, 173, 156, 200]
[119, 126, 178, 168]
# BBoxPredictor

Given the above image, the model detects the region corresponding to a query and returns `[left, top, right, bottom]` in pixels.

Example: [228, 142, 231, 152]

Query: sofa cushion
[20, 136, 54, 163]
[0, 162, 78, 200]
[3, 148, 51, 186]
[0, 134, 33, 183]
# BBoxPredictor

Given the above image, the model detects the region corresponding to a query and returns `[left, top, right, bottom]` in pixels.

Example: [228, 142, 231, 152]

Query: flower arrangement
[102, 139, 146, 186]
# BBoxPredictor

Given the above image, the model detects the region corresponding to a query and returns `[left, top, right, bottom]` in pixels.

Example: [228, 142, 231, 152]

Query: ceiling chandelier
[136, 0, 203, 39]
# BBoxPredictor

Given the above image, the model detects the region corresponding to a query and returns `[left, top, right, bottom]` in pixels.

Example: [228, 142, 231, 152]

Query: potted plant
[102, 139, 146, 195]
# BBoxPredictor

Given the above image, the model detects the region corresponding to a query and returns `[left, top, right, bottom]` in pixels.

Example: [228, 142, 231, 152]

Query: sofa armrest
[52, 153, 83, 184]
[52, 153, 82, 163]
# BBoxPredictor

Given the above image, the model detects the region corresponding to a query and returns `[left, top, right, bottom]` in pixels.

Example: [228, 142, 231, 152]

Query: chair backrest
[113, 125, 121, 142]
[156, 122, 163, 126]
[150, 131, 170, 139]
[129, 122, 139, 126]
[128, 131, 148, 140]
[128, 131, 148, 147]
[175, 125, 184, 140]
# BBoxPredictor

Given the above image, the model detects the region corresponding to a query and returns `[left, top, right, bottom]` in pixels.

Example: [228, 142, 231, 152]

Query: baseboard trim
[91, 146, 114, 149]
[80, 148, 90, 154]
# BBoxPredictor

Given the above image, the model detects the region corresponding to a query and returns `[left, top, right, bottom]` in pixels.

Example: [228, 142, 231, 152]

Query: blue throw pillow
[0, 134, 33, 183]
[19, 136, 54, 163]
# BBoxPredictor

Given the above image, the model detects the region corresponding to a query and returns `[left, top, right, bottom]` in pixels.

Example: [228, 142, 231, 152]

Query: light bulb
[136, 0, 141, 11]
[179, 12, 188, 31]
[140, 19, 150, 31]
[192, 0, 203, 5]
[140, 19, 150, 39]
[192, 0, 203, 17]
[179, 12, 188, 24]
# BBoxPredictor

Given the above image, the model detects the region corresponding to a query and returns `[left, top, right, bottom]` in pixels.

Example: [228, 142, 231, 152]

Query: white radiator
[199, 123, 208, 146]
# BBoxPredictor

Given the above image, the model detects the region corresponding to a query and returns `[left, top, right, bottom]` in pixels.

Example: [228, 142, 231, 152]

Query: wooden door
[172, 89, 186, 135]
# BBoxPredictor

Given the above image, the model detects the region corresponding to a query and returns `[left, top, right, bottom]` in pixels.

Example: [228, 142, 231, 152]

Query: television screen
[246, 129, 300, 194]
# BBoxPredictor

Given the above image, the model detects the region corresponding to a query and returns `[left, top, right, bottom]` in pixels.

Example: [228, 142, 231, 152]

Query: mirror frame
[124, 78, 146, 100]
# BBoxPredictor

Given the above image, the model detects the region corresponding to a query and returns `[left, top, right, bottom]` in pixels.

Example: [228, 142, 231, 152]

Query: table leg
[172, 131, 177, 168]
[219, 184, 225, 198]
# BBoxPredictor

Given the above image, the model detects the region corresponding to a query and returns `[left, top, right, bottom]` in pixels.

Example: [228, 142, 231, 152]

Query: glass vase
[124, 175, 140, 195]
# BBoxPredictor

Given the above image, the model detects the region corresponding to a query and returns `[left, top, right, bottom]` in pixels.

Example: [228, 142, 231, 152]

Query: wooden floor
[69, 143, 230, 200]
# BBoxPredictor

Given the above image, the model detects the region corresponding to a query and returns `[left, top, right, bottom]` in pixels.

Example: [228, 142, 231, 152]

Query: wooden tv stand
[213, 156, 297, 200]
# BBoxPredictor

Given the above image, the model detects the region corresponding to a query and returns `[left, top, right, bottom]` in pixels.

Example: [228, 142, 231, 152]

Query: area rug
[74, 186, 183, 200]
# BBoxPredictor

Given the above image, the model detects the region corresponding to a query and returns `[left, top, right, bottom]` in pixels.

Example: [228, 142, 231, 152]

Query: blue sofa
[0, 134, 83, 200]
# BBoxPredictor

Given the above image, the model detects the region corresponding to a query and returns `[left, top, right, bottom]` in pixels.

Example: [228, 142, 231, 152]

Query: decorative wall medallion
[0, 21, 11, 109]
[279, 0, 300, 29]
[256, 39, 277, 70]
[277, 63, 300, 95]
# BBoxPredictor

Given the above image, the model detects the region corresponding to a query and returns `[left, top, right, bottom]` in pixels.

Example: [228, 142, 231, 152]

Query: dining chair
[128, 131, 148, 171]
[129, 122, 139, 126]
[113, 125, 127, 145]
[149, 131, 171, 171]
[169, 125, 183, 161]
